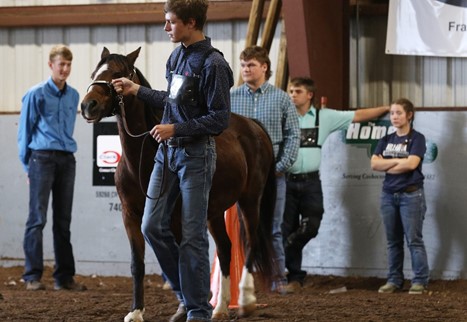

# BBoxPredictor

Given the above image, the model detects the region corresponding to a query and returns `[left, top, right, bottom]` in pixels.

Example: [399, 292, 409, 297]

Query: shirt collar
[46, 77, 67, 96]
[244, 81, 271, 94]
[181, 36, 211, 53]
[306, 105, 316, 117]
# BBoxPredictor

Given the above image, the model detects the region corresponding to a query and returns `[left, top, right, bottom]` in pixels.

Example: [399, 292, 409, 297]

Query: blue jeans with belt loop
[142, 137, 215, 321]
[380, 188, 429, 287]
[272, 175, 287, 284]
[23, 150, 77, 284]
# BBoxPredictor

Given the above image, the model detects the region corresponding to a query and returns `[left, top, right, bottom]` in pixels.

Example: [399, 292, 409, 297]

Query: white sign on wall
[93, 122, 120, 186]
[386, 0, 467, 57]
[96, 135, 121, 168]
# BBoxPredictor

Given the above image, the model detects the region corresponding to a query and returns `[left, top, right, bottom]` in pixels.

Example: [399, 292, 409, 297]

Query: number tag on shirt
[300, 128, 319, 148]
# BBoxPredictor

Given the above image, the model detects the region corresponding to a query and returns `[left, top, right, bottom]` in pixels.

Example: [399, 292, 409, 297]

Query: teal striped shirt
[231, 82, 300, 173]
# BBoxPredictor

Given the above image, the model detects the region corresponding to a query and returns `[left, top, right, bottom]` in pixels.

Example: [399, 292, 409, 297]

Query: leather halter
[86, 70, 135, 93]
[86, 70, 135, 116]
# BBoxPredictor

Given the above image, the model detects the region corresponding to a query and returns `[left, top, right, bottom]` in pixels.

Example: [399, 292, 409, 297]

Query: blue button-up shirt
[137, 37, 234, 137]
[18, 77, 79, 172]
[231, 82, 300, 173]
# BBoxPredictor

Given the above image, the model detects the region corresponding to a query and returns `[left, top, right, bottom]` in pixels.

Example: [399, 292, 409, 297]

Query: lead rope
[116, 93, 168, 204]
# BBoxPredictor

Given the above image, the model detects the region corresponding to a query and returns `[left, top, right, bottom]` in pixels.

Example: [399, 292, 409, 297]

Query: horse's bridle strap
[85, 69, 135, 93]
[86, 80, 114, 93]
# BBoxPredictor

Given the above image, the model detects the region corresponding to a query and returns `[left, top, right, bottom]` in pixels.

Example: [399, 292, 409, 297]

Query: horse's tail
[255, 154, 277, 288]
[239, 121, 277, 290]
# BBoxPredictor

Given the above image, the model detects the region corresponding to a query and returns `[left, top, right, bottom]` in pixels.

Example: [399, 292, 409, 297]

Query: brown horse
[81, 47, 277, 321]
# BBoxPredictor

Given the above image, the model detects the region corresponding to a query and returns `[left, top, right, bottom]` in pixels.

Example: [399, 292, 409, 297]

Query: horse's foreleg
[238, 265, 257, 317]
[123, 216, 146, 322]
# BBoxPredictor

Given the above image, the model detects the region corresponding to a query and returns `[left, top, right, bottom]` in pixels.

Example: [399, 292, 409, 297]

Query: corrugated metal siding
[0, 21, 282, 112]
[350, 15, 467, 108]
[5, 5, 466, 112]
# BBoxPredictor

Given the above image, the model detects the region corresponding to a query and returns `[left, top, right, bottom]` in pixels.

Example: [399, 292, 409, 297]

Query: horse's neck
[115, 98, 149, 152]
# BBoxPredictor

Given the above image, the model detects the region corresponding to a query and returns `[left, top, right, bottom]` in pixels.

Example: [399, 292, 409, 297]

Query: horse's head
[81, 47, 141, 123]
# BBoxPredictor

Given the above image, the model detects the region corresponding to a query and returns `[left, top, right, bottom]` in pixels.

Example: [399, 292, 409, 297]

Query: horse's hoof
[238, 303, 256, 318]
[212, 311, 229, 320]
[124, 308, 145, 322]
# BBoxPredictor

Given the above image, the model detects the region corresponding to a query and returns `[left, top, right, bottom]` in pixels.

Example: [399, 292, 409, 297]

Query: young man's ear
[187, 17, 197, 29]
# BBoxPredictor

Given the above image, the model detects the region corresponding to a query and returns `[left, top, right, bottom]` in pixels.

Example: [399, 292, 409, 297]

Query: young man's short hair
[49, 44, 73, 62]
[164, 0, 209, 30]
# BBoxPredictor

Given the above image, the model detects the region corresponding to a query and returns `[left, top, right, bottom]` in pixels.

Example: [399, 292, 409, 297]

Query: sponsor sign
[386, 0, 467, 57]
[96, 136, 121, 167]
[344, 120, 438, 163]
[93, 122, 121, 186]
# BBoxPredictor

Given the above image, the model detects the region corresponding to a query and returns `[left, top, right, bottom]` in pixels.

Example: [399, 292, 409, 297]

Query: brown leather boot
[169, 303, 187, 322]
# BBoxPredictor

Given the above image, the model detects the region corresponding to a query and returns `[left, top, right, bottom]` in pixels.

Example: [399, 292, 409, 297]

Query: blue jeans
[272, 175, 287, 282]
[142, 138, 215, 321]
[24, 150, 76, 285]
[380, 188, 429, 287]
[282, 177, 324, 284]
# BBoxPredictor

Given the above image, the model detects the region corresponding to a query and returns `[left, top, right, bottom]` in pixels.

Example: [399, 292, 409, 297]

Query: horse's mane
[134, 67, 151, 89]
[134, 67, 163, 132]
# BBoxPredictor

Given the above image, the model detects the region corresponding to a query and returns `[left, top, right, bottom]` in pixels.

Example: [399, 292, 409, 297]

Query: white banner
[386, 0, 467, 57]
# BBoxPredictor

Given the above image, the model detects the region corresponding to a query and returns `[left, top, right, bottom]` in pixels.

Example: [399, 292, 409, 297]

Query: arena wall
[1, 111, 466, 279]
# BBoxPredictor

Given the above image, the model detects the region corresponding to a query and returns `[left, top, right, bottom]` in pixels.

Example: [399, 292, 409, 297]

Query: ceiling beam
[0, 1, 269, 28]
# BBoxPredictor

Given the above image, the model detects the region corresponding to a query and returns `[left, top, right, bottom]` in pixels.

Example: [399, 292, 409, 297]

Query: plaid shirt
[231, 82, 300, 173]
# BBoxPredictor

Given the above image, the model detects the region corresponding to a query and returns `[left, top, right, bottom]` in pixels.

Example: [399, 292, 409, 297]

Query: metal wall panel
[350, 15, 467, 108]
[0, 21, 281, 112]
[4, 2, 466, 109]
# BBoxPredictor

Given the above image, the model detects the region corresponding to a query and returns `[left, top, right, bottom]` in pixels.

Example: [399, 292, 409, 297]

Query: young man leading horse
[112, 1, 234, 321]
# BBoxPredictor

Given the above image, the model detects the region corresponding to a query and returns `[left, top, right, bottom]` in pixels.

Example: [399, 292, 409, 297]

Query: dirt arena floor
[0, 265, 466, 321]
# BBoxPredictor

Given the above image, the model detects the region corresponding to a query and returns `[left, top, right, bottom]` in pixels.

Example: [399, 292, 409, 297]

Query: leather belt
[167, 136, 209, 148]
[403, 185, 419, 193]
[34, 150, 73, 156]
[286, 171, 319, 182]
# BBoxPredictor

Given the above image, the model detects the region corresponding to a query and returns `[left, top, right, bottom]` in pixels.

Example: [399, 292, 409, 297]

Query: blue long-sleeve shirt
[18, 77, 79, 172]
[137, 37, 234, 137]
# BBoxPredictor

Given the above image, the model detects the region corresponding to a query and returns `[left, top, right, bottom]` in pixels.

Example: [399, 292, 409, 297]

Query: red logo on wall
[99, 150, 121, 165]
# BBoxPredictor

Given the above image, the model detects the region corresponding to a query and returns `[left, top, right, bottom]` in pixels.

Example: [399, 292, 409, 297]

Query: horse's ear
[101, 47, 110, 59]
[126, 47, 141, 67]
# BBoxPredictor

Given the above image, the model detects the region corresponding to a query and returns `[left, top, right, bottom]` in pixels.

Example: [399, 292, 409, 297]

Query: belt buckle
[404, 185, 418, 193]
[167, 138, 179, 147]
[287, 173, 306, 182]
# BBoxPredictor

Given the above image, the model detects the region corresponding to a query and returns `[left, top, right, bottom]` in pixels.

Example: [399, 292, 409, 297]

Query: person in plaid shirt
[231, 45, 300, 293]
